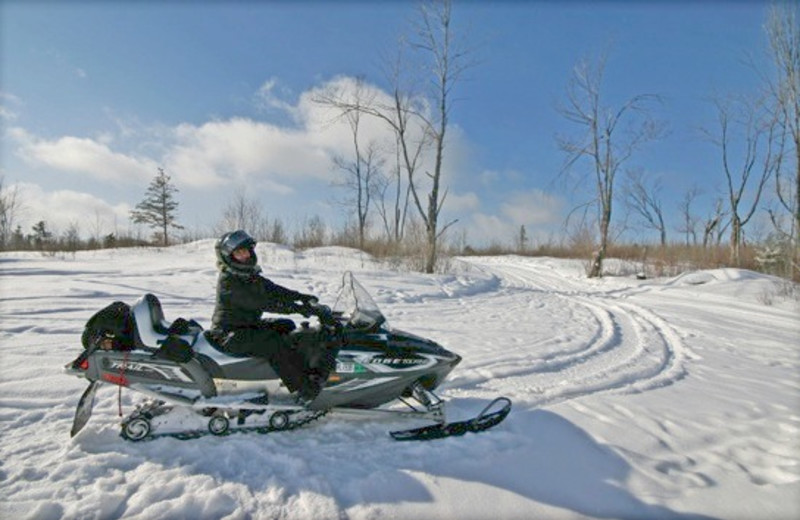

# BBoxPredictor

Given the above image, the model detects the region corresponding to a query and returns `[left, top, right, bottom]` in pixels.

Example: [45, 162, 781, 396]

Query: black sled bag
[81, 301, 135, 351]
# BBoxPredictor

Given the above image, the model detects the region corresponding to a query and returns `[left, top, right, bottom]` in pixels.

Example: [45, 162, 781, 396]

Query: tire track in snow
[451, 257, 688, 407]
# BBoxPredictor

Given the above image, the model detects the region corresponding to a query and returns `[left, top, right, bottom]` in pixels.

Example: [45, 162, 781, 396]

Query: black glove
[296, 303, 313, 318]
[314, 304, 338, 328]
[302, 294, 319, 306]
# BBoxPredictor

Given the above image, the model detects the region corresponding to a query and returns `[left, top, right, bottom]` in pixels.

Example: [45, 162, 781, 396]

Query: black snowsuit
[210, 269, 314, 395]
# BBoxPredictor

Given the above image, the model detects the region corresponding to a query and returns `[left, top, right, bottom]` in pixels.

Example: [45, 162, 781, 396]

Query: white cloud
[255, 77, 295, 114]
[296, 76, 404, 151]
[15, 183, 131, 238]
[0, 106, 18, 122]
[0, 91, 22, 103]
[164, 118, 333, 189]
[5, 77, 411, 219]
[12, 129, 156, 184]
[466, 213, 516, 245]
[452, 189, 565, 247]
[445, 191, 480, 212]
[5, 75, 483, 234]
[501, 189, 563, 226]
[164, 76, 423, 191]
[0, 91, 23, 121]
[6, 75, 464, 196]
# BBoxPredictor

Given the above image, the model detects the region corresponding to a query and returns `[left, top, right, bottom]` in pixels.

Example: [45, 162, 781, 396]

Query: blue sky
[0, 0, 778, 247]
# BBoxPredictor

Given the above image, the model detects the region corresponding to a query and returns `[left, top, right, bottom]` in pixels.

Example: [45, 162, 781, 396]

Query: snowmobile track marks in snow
[460, 259, 689, 407]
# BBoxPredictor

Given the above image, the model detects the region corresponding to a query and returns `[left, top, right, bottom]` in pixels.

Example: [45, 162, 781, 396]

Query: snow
[1, 243, 799, 520]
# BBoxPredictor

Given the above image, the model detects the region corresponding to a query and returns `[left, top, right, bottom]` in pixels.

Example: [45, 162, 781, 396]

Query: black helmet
[215, 230, 260, 275]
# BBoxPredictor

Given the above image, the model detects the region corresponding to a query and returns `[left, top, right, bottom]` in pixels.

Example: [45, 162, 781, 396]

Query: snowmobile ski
[70, 380, 100, 438]
[390, 397, 512, 441]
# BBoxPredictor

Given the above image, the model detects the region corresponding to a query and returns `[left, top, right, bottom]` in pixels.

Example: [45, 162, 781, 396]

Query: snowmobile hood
[386, 329, 460, 362]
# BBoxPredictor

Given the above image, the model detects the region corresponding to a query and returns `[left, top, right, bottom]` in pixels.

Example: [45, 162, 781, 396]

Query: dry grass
[455, 241, 799, 283]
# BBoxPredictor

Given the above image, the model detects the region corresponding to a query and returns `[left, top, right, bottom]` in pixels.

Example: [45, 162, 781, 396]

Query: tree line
[312, 1, 798, 280]
[555, 4, 798, 280]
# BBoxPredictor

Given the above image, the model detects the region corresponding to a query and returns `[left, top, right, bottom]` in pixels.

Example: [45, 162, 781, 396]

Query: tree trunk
[730, 216, 742, 266]
[590, 210, 611, 278]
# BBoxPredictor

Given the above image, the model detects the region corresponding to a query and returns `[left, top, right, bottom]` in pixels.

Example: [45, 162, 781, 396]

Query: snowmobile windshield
[332, 272, 386, 330]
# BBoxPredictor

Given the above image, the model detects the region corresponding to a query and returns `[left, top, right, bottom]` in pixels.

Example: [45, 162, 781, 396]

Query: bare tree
[703, 95, 778, 264]
[328, 77, 385, 250]
[374, 154, 411, 244]
[676, 185, 702, 246]
[88, 209, 106, 249]
[379, 44, 430, 246]
[557, 50, 664, 277]
[0, 176, 23, 251]
[313, 73, 422, 249]
[373, 68, 425, 246]
[702, 197, 728, 248]
[214, 190, 288, 244]
[624, 168, 667, 246]
[217, 189, 266, 239]
[315, 0, 470, 273]
[409, 0, 471, 273]
[62, 221, 81, 254]
[268, 217, 287, 245]
[130, 168, 183, 247]
[764, 3, 799, 276]
[294, 215, 326, 249]
[333, 143, 383, 249]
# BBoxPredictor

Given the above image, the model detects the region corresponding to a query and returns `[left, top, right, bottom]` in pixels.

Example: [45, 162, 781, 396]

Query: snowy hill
[1, 243, 798, 519]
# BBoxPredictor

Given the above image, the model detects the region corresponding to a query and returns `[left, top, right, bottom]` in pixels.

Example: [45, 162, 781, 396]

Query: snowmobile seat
[201, 330, 250, 359]
[131, 294, 204, 352]
[131, 294, 172, 349]
[144, 294, 170, 334]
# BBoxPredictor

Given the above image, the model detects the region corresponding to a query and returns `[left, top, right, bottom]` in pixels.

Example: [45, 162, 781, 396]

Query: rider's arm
[258, 277, 314, 314]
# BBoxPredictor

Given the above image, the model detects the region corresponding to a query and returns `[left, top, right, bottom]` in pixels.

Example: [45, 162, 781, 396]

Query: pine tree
[517, 225, 529, 253]
[130, 168, 183, 246]
[31, 220, 52, 250]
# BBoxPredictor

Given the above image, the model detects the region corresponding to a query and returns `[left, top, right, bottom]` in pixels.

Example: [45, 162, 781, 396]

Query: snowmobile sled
[65, 272, 511, 442]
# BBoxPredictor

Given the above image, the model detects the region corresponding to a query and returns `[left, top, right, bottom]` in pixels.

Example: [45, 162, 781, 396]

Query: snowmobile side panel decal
[102, 372, 129, 386]
[336, 351, 440, 374]
[331, 376, 400, 391]
[334, 361, 366, 374]
[105, 359, 194, 383]
[211, 378, 279, 396]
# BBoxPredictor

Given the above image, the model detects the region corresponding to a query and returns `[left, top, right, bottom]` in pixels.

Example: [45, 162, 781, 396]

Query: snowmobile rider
[210, 230, 324, 402]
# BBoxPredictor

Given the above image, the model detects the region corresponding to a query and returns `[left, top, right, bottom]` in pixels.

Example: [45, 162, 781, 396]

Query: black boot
[298, 371, 326, 405]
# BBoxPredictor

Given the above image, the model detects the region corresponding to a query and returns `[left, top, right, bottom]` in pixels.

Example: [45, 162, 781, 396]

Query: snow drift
[0, 243, 798, 519]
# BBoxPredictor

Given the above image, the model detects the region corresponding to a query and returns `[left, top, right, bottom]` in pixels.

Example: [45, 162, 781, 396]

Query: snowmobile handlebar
[271, 299, 338, 329]
[293, 299, 338, 327]
[306, 302, 339, 328]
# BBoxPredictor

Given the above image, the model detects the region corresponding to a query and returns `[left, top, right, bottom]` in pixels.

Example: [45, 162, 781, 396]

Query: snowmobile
[65, 272, 511, 442]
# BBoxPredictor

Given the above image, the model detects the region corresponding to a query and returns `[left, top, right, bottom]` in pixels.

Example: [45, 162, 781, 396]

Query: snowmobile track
[458, 258, 689, 407]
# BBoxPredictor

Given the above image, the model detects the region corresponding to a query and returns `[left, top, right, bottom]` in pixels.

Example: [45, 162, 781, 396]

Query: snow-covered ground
[1, 241, 798, 520]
